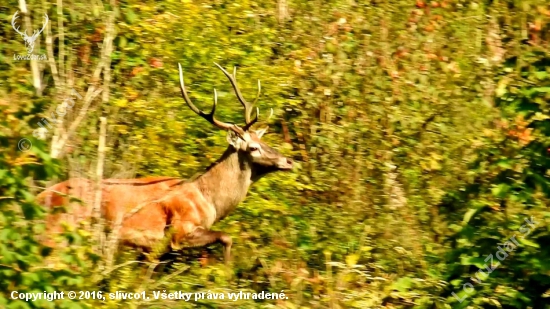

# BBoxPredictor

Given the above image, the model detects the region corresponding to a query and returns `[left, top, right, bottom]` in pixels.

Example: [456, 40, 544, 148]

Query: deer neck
[195, 147, 253, 221]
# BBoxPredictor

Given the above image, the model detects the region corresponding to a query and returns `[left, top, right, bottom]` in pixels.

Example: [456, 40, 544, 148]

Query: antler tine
[266, 108, 274, 122]
[244, 107, 273, 131]
[234, 71, 262, 124]
[236, 69, 262, 124]
[178, 63, 203, 116]
[243, 107, 259, 131]
[178, 63, 243, 134]
[213, 63, 261, 127]
[211, 89, 218, 115]
[252, 79, 261, 109]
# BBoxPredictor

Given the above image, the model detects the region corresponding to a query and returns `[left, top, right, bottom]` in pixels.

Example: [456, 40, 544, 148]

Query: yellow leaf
[78, 229, 91, 237]
[345, 254, 359, 266]
[430, 159, 441, 171]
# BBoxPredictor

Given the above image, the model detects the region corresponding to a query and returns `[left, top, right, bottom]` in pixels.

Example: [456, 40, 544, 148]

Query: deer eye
[249, 146, 259, 152]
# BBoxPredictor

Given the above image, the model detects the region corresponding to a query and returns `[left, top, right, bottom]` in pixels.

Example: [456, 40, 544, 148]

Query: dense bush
[1, 0, 549, 308]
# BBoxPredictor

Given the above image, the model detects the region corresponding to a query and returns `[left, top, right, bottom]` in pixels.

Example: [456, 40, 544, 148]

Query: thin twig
[135, 262, 161, 307]
[50, 1, 116, 158]
[57, 0, 65, 88]
[0, 263, 22, 272]
[104, 210, 123, 272]
[93, 117, 107, 255]
[43, 0, 59, 87]
[51, 88, 102, 158]
[148, 265, 191, 290]
[102, 0, 116, 104]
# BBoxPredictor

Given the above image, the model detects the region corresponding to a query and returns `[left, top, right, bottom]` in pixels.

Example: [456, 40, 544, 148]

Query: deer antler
[178, 63, 245, 136]
[11, 11, 26, 37]
[213, 63, 262, 130]
[179, 63, 273, 135]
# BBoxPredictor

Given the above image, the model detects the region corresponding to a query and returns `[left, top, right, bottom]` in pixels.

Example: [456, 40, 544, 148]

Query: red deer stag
[37, 63, 294, 263]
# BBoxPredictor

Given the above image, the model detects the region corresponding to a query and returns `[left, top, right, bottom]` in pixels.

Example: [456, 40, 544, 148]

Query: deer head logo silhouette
[11, 11, 48, 54]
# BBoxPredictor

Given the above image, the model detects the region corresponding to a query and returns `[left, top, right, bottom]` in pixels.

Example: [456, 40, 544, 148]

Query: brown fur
[37, 132, 293, 262]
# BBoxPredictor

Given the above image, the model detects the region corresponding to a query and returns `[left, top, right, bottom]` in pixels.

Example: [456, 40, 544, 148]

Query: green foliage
[2, 0, 550, 308]
[443, 43, 550, 308]
[0, 136, 97, 308]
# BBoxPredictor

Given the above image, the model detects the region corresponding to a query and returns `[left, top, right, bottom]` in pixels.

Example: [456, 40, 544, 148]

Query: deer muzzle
[277, 157, 294, 170]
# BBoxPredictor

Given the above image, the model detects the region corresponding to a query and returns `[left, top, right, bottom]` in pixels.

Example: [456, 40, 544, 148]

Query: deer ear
[226, 130, 242, 148]
[255, 126, 269, 138]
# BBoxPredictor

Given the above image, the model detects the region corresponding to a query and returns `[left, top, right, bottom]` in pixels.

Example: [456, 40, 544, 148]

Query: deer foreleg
[172, 227, 233, 264]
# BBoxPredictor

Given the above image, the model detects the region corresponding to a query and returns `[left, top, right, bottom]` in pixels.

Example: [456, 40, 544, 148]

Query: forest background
[1, 0, 550, 308]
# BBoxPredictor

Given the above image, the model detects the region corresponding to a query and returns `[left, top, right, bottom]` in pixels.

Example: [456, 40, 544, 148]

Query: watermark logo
[18, 89, 83, 152]
[18, 138, 32, 152]
[11, 10, 48, 60]
[451, 216, 537, 303]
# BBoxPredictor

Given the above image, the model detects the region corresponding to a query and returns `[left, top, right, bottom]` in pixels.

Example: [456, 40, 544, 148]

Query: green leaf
[518, 237, 539, 248]
[119, 36, 128, 48]
[392, 277, 413, 292]
[460, 256, 486, 268]
[124, 8, 138, 24]
[534, 71, 548, 80]
[450, 279, 463, 287]
[496, 159, 512, 169]
[491, 183, 510, 198]
[463, 208, 477, 225]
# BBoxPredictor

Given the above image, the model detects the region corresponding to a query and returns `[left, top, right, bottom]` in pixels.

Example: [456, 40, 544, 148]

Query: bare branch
[57, 0, 65, 88]
[49, 2, 117, 158]
[102, 1, 116, 104]
[44, 11, 59, 87]
[50, 88, 102, 158]
[93, 117, 107, 254]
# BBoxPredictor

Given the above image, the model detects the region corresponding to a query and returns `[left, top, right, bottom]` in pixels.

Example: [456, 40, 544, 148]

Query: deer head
[12, 11, 48, 54]
[178, 63, 294, 176]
